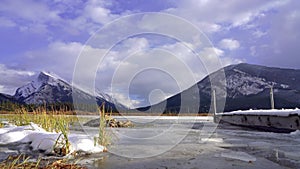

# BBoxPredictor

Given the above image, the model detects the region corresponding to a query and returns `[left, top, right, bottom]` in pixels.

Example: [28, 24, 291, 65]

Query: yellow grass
[0, 154, 87, 169]
[0, 107, 111, 168]
[94, 104, 111, 147]
[0, 107, 78, 156]
[0, 107, 78, 133]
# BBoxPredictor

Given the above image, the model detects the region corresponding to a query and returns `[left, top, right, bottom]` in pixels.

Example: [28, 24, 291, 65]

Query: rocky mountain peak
[14, 71, 70, 101]
[9, 71, 125, 112]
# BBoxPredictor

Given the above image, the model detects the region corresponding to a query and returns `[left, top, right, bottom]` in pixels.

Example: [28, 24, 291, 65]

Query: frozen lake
[1, 116, 300, 168]
[77, 116, 300, 169]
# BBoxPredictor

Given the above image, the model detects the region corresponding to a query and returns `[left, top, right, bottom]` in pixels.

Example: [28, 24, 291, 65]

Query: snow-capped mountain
[14, 71, 72, 104]
[12, 71, 125, 111]
[2, 63, 300, 113]
[138, 63, 300, 113]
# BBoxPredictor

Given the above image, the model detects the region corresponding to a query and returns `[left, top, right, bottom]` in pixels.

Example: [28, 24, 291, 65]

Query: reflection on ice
[219, 151, 256, 162]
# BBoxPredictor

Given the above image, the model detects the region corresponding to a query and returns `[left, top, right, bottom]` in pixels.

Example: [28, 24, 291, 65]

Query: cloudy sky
[0, 0, 299, 108]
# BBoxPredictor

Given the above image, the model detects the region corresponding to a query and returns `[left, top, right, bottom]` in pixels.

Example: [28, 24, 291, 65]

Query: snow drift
[216, 109, 300, 133]
[0, 122, 104, 155]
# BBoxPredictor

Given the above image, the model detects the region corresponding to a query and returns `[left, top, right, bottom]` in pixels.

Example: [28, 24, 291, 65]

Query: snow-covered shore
[0, 122, 104, 156]
[1, 116, 300, 168]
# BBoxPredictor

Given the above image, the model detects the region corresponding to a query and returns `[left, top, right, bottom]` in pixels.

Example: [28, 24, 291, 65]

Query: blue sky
[0, 0, 300, 107]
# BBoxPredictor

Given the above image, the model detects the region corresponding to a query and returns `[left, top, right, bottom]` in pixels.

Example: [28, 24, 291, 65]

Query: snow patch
[0, 122, 104, 155]
[219, 109, 300, 117]
[40, 71, 64, 81]
[290, 130, 300, 135]
[280, 84, 289, 89]
[227, 70, 273, 97]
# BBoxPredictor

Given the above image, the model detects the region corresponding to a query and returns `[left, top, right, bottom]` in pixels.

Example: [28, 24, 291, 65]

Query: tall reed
[1, 107, 77, 133]
[95, 104, 111, 147]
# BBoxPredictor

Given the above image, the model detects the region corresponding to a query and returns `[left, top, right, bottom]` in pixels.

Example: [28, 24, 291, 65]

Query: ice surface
[220, 151, 257, 162]
[200, 138, 223, 143]
[1, 116, 300, 168]
[80, 116, 300, 168]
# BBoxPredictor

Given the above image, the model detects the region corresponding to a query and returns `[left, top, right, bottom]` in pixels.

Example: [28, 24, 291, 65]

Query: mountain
[2, 63, 300, 113]
[14, 71, 73, 104]
[0, 93, 14, 103]
[138, 63, 300, 113]
[12, 71, 125, 112]
[0, 93, 16, 109]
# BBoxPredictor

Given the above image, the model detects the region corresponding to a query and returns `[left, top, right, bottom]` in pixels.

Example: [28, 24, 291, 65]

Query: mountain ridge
[2, 63, 300, 113]
[0, 71, 126, 112]
[137, 63, 300, 113]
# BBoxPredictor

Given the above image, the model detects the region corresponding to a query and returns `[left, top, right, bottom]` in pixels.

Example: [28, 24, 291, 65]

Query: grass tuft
[94, 104, 111, 147]
[0, 107, 77, 156]
[0, 107, 78, 133]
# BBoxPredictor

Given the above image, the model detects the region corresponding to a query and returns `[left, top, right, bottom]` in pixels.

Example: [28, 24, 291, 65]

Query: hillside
[137, 63, 300, 113]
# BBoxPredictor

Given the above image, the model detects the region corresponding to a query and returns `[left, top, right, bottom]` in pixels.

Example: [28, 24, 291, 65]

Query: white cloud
[219, 39, 240, 50]
[253, 30, 267, 38]
[0, 0, 60, 23]
[94, 37, 202, 107]
[66, 0, 122, 35]
[109, 92, 141, 109]
[0, 64, 35, 94]
[23, 41, 89, 91]
[84, 5, 112, 25]
[0, 17, 16, 28]
[252, 0, 300, 69]
[196, 22, 221, 33]
[0, 0, 121, 36]
[96, 36, 243, 107]
[166, 0, 288, 30]
[19, 33, 245, 107]
[3, 0, 297, 107]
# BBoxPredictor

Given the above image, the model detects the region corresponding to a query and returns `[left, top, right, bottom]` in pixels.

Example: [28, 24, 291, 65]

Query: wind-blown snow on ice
[219, 151, 257, 162]
[290, 130, 300, 135]
[0, 122, 104, 155]
[219, 109, 300, 116]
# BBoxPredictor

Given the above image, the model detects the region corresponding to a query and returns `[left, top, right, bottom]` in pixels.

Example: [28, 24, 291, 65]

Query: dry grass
[94, 104, 111, 147]
[0, 107, 78, 133]
[0, 154, 87, 169]
[0, 154, 39, 169]
[0, 108, 78, 156]
[0, 107, 111, 168]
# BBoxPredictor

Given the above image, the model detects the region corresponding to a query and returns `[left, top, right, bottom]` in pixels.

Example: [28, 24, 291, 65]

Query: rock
[110, 123, 117, 128]
[123, 121, 134, 127]
[84, 116, 134, 128]
[108, 118, 134, 128]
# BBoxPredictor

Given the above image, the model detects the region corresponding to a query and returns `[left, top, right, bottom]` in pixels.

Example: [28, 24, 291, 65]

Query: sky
[0, 0, 300, 108]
